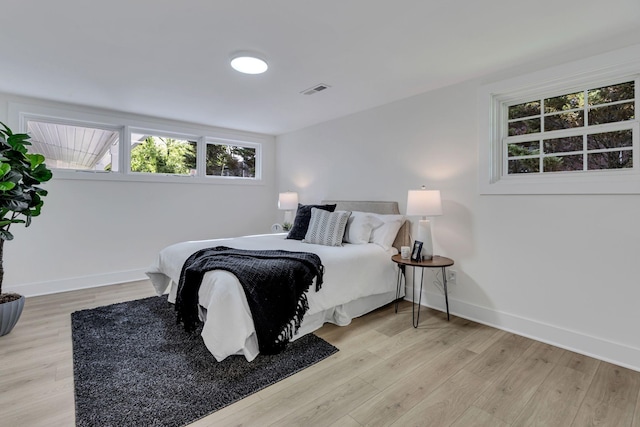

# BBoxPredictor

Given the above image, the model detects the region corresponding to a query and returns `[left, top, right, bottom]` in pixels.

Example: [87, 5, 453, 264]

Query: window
[205, 140, 256, 178]
[26, 120, 120, 171]
[12, 105, 265, 184]
[130, 131, 197, 175]
[478, 45, 640, 194]
[506, 81, 635, 175]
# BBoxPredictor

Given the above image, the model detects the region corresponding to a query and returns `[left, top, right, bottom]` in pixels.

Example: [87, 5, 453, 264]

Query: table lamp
[406, 186, 442, 260]
[278, 191, 298, 230]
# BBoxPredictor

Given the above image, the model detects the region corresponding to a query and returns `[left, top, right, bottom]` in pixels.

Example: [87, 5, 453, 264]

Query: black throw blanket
[176, 246, 324, 354]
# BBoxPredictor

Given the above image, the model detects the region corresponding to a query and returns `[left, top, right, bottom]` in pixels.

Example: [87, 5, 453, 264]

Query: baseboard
[406, 287, 640, 373]
[4, 268, 148, 297]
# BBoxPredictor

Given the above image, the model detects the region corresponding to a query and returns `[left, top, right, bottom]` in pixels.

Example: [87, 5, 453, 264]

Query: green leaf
[0, 121, 13, 136]
[31, 164, 53, 182]
[0, 181, 16, 191]
[7, 134, 30, 153]
[0, 163, 10, 177]
[26, 153, 45, 168]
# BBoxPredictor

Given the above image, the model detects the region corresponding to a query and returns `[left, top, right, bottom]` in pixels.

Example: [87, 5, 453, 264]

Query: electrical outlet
[447, 269, 457, 284]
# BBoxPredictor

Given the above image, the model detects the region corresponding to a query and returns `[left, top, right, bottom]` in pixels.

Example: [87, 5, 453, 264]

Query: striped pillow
[303, 208, 351, 246]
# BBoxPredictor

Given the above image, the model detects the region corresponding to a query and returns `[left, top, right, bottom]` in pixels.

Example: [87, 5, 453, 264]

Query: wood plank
[328, 415, 363, 427]
[389, 369, 492, 427]
[513, 388, 580, 426]
[208, 350, 383, 426]
[449, 405, 510, 427]
[572, 397, 635, 427]
[557, 349, 601, 377]
[271, 378, 378, 427]
[464, 332, 535, 382]
[474, 341, 558, 423]
[350, 346, 476, 427]
[585, 362, 640, 411]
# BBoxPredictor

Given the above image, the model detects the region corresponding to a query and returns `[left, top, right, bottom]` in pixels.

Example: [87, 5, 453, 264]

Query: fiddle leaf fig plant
[0, 121, 52, 299]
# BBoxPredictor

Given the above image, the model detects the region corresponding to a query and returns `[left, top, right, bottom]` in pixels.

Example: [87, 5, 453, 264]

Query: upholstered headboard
[321, 200, 411, 250]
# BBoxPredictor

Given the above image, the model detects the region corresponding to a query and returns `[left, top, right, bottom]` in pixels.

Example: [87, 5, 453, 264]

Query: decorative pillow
[343, 211, 384, 244]
[303, 209, 351, 246]
[368, 213, 406, 251]
[286, 203, 337, 240]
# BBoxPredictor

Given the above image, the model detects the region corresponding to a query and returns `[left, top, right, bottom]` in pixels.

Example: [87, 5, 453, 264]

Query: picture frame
[411, 240, 423, 262]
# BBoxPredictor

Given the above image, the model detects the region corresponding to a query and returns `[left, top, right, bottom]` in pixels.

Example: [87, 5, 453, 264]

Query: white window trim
[478, 44, 640, 195]
[8, 100, 268, 186]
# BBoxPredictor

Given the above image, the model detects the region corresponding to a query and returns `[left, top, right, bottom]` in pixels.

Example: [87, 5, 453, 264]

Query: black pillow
[286, 203, 337, 240]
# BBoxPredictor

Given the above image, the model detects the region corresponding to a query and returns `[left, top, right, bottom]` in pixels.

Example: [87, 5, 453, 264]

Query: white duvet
[146, 233, 398, 361]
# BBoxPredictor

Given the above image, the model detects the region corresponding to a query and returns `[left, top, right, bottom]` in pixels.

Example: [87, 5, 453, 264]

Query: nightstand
[391, 254, 454, 327]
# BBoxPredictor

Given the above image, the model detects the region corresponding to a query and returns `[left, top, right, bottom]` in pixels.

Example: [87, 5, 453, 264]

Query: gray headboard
[322, 200, 411, 250]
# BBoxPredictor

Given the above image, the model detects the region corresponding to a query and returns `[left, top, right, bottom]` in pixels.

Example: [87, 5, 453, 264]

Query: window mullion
[196, 137, 206, 177]
[121, 125, 130, 174]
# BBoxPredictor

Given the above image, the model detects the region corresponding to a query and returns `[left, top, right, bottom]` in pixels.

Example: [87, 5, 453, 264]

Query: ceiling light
[230, 54, 268, 74]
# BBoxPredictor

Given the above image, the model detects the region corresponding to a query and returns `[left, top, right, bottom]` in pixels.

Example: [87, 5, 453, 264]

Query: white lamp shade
[406, 189, 442, 217]
[278, 192, 299, 210]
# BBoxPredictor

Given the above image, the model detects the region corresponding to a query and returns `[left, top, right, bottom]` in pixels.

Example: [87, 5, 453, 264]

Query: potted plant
[0, 121, 52, 336]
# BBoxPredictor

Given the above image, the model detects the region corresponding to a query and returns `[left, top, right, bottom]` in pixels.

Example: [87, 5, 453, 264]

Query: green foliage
[206, 144, 255, 177]
[0, 121, 53, 294]
[130, 137, 196, 174]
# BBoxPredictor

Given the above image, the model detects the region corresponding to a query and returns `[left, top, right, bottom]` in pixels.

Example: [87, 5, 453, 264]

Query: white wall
[276, 48, 640, 371]
[0, 95, 278, 296]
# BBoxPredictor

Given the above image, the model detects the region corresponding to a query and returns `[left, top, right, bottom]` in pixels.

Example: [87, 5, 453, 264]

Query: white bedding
[146, 233, 399, 361]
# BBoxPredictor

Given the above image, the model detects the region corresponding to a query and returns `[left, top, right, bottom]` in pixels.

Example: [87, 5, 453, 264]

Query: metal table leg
[412, 266, 425, 328]
[442, 266, 450, 321]
[395, 264, 405, 313]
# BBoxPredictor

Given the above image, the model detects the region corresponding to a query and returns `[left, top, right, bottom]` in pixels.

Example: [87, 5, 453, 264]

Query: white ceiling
[2, 0, 640, 136]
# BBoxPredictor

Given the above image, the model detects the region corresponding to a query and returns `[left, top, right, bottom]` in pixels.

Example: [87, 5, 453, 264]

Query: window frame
[478, 45, 640, 194]
[8, 101, 266, 185]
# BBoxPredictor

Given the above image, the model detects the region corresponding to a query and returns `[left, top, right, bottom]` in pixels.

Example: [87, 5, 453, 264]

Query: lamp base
[416, 219, 434, 260]
[283, 210, 294, 226]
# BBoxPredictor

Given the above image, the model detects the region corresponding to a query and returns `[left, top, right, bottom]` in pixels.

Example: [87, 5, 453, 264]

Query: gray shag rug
[71, 295, 338, 427]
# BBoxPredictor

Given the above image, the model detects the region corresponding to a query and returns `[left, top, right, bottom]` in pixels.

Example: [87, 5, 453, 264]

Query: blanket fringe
[268, 294, 310, 354]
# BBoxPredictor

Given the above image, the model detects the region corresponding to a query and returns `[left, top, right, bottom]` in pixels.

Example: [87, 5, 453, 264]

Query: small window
[130, 132, 197, 175]
[26, 120, 120, 171]
[205, 141, 256, 178]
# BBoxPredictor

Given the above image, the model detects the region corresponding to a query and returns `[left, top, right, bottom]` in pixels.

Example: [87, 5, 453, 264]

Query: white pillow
[343, 211, 384, 244]
[368, 213, 406, 250]
[303, 209, 351, 246]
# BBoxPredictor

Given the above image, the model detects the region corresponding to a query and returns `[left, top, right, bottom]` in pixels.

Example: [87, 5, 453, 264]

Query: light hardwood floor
[1, 280, 639, 427]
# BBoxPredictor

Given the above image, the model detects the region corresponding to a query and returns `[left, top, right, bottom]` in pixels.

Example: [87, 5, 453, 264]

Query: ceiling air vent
[300, 83, 331, 95]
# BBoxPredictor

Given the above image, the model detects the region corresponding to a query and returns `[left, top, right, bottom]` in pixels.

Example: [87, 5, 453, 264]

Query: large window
[15, 110, 264, 184]
[506, 81, 635, 175]
[478, 46, 640, 194]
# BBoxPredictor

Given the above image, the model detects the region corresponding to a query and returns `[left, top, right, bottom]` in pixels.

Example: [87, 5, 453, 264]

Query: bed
[146, 200, 410, 362]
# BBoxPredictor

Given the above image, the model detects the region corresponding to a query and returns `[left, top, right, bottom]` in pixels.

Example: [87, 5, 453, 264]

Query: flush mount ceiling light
[230, 53, 268, 74]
